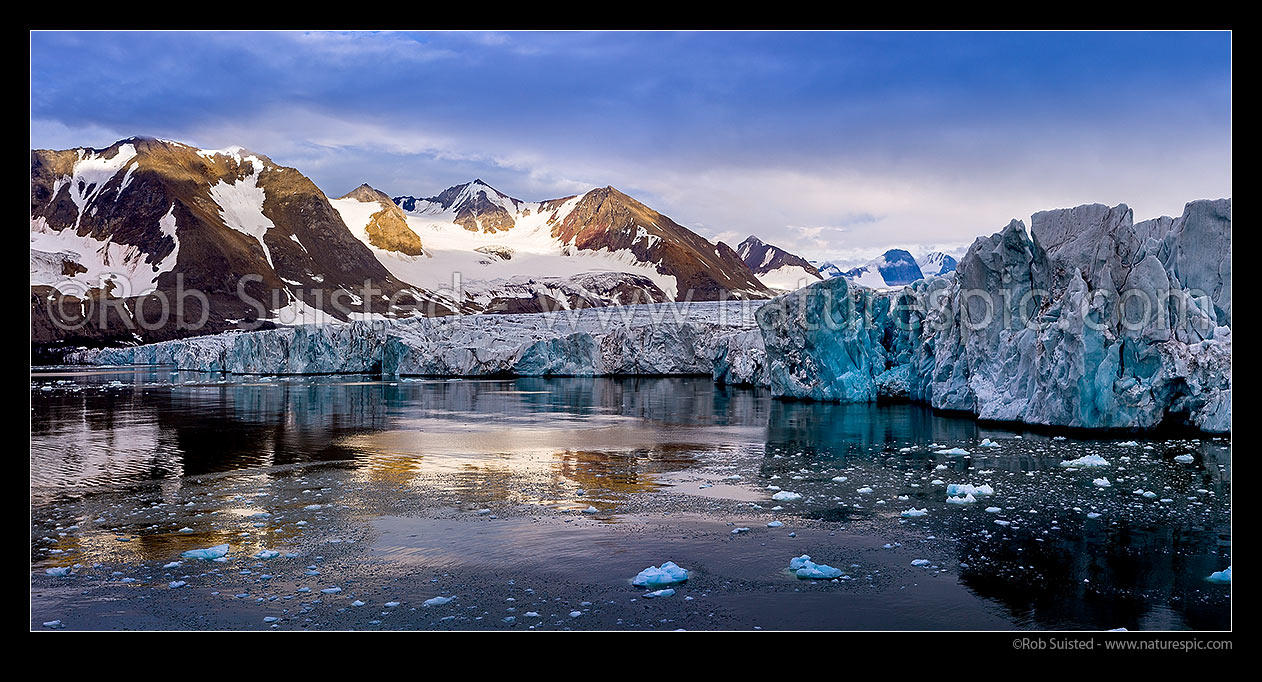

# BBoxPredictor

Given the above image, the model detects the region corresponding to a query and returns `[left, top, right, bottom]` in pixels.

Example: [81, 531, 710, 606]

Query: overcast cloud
[30, 30, 1232, 266]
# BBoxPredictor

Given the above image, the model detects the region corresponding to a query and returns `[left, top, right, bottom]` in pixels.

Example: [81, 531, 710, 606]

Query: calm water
[31, 368, 1231, 630]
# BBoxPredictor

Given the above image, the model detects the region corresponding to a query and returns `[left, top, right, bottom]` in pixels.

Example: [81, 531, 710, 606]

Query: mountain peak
[339, 183, 393, 204]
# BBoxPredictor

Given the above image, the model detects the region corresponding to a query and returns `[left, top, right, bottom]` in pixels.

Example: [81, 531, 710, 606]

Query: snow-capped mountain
[736, 236, 822, 291]
[917, 251, 958, 277]
[840, 249, 925, 288]
[30, 137, 444, 347]
[811, 260, 846, 279]
[335, 180, 769, 311]
[31, 138, 772, 348]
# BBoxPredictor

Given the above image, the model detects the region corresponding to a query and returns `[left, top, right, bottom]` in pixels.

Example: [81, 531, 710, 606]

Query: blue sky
[30, 31, 1231, 265]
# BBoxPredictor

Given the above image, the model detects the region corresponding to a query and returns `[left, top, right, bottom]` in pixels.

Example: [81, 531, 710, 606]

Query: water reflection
[31, 369, 1229, 630]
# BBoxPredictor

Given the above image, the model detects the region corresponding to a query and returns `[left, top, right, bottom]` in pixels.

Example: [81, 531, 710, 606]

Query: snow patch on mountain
[30, 208, 180, 296]
[62, 144, 138, 227]
[207, 159, 276, 267]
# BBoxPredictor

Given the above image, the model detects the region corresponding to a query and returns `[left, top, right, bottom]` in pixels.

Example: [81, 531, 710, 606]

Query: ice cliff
[757, 199, 1231, 432]
[69, 302, 764, 379]
[64, 199, 1230, 433]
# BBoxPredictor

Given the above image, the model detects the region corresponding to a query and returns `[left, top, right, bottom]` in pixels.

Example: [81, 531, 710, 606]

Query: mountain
[394, 179, 525, 233]
[31, 137, 446, 350]
[337, 184, 424, 256]
[811, 260, 845, 279]
[336, 180, 770, 308]
[841, 249, 924, 288]
[31, 138, 774, 352]
[736, 236, 822, 291]
[917, 251, 957, 277]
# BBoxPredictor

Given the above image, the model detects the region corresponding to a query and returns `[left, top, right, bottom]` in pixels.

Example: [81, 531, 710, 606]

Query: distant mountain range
[810, 249, 959, 288]
[30, 137, 769, 347]
[29, 136, 968, 350]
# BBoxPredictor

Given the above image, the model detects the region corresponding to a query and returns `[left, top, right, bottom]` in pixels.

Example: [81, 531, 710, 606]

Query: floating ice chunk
[856, 487, 874, 494]
[935, 448, 971, 456]
[1206, 567, 1231, 584]
[1086, 512, 1102, 519]
[831, 476, 848, 483]
[771, 491, 802, 502]
[45, 566, 71, 577]
[169, 580, 187, 588]
[911, 559, 930, 566]
[985, 506, 1002, 513]
[581, 506, 598, 514]
[351, 600, 366, 607]
[1060, 455, 1110, 468]
[946, 483, 993, 497]
[254, 550, 280, 560]
[1173, 454, 1195, 464]
[264, 616, 279, 623]
[1093, 478, 1112, 488]
[946, 493, 977, 505]
[731, 527, 751, 534]
[632, 561, 689, 587]
[979, 439, 1000, 448]
[931, 479, 945, 486]
[789, 555, 842, 579]
[643, 589, 676, 598]
[767, 521, 784, 527]
[321, 587, 342, 594]
[42, 620, 63, 629]
[423, 595, 456, 607]
[181, 544, 229, 560]
[900, 508, 928, 518]
[1142, 491, 1157, 499]
[1117, 441, 1139, 447]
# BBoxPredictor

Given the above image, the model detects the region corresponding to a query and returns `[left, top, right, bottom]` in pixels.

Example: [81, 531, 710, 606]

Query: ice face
[65, 200, 1229, 434]
[755, 200, 1231, 433]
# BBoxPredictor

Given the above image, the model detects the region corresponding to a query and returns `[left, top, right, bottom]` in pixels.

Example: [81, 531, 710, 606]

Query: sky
[30, 31, 1232, 267]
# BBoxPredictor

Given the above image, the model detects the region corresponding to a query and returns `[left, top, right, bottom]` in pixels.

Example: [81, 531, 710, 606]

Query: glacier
[755, 199, 1231, 432]
[64, 200, 1230, 433]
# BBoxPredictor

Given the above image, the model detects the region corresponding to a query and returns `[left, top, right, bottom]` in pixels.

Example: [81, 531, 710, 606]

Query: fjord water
[31, 368, 1230, 630]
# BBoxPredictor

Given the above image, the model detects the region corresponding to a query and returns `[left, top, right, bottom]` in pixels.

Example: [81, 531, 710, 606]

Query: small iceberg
[1060, 455, 1110, 468]
[1174, 454, 1195, 464]
[632, 561, 689, 587]
[1093, 477, 1112, 488]
[946, 483, 993, 497]
[643, 588, 676, 598]
[181, 544, 230, 560]
[254, 549, 280, 560]
[935, 448, 971, 456]
[1206, 567, 1231, 584]
[900, 508, 928, 518]
[946, 493, 977, 505]
[789, 555, 842, 580]
[423, 595, 456, 607]
[771, 491, 802, 502]
[45, 566, 71, 577]
[979, 439, 1000, 448]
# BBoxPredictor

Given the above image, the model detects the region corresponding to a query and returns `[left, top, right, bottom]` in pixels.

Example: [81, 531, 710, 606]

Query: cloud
[30, 31, 1231, 262]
